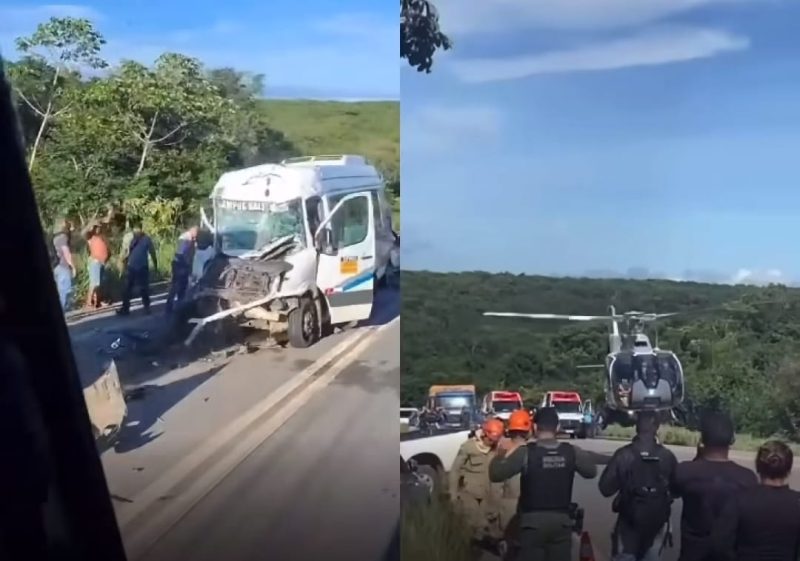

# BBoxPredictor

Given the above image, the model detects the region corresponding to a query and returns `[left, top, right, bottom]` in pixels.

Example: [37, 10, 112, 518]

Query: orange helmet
[508, 410, 532, 432]
[482, 418, 505, 442]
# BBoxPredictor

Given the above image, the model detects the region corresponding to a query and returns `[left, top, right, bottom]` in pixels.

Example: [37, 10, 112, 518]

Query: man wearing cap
[449, 418, 506, 543]
[490, 407, 599, 561]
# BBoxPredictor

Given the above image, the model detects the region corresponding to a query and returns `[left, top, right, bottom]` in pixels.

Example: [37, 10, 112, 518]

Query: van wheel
[288, 298, 319, 348]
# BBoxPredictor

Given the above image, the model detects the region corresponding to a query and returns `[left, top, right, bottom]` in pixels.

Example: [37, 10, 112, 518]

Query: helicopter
[483, 305, 686, 429]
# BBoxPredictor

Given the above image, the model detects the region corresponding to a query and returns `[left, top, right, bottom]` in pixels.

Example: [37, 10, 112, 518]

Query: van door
[371, 189, 393, 279]
[314, 192, 375, 325]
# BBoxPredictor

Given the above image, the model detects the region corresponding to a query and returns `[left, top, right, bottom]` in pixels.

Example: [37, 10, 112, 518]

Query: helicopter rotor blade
[484, 312, 621, 322]
[576, 364, 605, 369]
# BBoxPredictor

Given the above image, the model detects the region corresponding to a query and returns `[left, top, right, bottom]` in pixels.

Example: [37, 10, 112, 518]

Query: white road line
[123, 316, 398, 560]
[116, 326, 373, 529]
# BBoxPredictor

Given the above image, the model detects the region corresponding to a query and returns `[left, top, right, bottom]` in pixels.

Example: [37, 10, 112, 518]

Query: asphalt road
[139, 318, 399, 561]
[65, 287, 399, 561]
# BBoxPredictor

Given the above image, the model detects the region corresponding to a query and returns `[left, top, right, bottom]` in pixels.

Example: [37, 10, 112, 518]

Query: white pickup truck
[400, 429, 470, 495]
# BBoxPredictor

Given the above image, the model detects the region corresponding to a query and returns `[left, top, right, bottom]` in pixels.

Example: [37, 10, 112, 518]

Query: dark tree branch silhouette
[400, 0, 452, 73]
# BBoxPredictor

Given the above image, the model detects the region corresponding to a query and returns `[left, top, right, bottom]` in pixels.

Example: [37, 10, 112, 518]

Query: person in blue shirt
[165, 226, 198, 314]
[117, 221, 158, 316]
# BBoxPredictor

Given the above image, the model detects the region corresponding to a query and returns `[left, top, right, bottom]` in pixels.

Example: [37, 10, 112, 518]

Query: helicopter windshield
[609, 352, 683, 408]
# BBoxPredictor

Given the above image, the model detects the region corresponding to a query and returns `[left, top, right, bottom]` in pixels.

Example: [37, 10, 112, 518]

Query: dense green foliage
[6, 16, 399, 228]
[400, 0, 452, 73]
[403, 270, 800, 439]
[4, 16, 398, 303]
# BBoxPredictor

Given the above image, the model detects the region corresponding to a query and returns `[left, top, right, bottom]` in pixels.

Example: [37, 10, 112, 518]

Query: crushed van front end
[177, 242, 321, 348]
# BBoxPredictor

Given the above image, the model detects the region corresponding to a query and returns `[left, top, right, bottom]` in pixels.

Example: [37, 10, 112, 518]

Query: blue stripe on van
[338, 268, 374, 292]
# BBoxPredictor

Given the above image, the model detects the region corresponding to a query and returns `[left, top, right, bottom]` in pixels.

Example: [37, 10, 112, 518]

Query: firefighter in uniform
[490, 407, 598, 561]
[499, 409, 534, 559]
[449, 418, 506, 543]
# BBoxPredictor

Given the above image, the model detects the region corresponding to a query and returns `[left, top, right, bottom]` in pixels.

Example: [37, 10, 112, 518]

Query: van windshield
[492, 401, 521, 413]
[215, 198, 306, 255]
[553, 401, 581, 414]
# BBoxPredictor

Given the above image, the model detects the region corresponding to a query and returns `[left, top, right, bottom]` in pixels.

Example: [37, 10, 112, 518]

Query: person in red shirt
[84, 222, 109, 309]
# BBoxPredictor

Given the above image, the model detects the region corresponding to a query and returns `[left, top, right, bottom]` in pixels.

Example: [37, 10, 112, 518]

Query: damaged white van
[182, 154, 399, 348]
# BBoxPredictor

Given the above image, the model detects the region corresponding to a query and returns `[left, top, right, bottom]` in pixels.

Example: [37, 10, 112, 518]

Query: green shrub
[401, 498, 476, 561]
[602, 424, 799, 453]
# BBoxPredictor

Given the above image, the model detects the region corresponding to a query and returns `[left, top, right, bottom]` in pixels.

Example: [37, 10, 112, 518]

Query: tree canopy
[5, 16, 399, 231]
[403, 270, 800, 439]
[400, 0, 452, 73]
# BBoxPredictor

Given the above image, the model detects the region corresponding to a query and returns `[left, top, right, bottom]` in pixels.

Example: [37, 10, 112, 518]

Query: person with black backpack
[599, 411, 677, 561]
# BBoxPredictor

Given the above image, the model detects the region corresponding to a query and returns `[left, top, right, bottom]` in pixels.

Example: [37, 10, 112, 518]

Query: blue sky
[0, 1, 397, 100]
[402, 0, 800, 286]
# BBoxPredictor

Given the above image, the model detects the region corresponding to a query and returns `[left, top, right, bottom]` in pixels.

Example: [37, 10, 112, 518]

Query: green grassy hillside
[257, 100, 399, 179]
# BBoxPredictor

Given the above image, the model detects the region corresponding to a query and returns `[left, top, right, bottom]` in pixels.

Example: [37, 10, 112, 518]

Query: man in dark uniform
[599, 411, 677, 561]
[489, 407, 598, 561]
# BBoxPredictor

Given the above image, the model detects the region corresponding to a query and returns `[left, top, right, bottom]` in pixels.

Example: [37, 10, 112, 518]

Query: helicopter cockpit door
[630, 353, 674, 410]
[656, 351, 685, 404]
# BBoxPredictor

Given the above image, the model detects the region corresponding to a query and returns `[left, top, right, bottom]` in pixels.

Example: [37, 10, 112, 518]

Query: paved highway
[140, 319, 399, 561]
[66, 288, 399, 561]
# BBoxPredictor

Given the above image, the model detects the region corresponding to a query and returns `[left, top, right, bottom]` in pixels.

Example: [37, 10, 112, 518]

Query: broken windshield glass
[215, 198, 306, 255]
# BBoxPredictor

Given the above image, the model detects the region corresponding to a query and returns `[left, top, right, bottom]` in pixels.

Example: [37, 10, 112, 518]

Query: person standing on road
[672, 411, 757, 561]
[83, 222, 109, 309]
[118, 221, 157, 316]
[51, 218, 76, 312]
[449, 418, 506, 546]
[599, 411, 677, 561]
[165, 226, 198, 314]
[499, 409, 534, 559]
[714, 440, 800, 561]
[489, 407, 598, 561]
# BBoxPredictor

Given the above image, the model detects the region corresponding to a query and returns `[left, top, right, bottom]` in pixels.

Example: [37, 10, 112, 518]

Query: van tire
[288, 298, 319, 348]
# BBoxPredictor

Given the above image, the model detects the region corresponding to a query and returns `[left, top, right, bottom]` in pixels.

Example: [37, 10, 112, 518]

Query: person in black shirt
[599, 411, 677, 560]
[714, 440, 800, 561]
[672, 411, 757, 561]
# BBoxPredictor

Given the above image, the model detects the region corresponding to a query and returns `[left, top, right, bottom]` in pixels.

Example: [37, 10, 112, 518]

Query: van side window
[305, 196, 322, 237]
[370, 190, 383, 229]
[331, 195, 369, 248]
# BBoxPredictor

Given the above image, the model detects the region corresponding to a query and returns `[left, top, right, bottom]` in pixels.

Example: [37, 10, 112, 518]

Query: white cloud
[449, 26, 749, 83]
[405, 104, 503, 153]
[730, 268, 788, 286]
[435, 0, 749, 35]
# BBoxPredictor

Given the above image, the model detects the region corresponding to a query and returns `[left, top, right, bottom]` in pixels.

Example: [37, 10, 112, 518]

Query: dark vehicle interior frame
[0, 59, 128, 560]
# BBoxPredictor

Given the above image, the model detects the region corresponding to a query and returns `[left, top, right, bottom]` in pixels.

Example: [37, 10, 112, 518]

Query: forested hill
[402, 270, 800, 438]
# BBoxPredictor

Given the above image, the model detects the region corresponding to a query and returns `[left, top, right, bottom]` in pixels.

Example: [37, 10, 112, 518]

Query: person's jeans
[87, 258, 105, 289]
[53, 265, 72, 311]
[121, 267, 150, 312]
